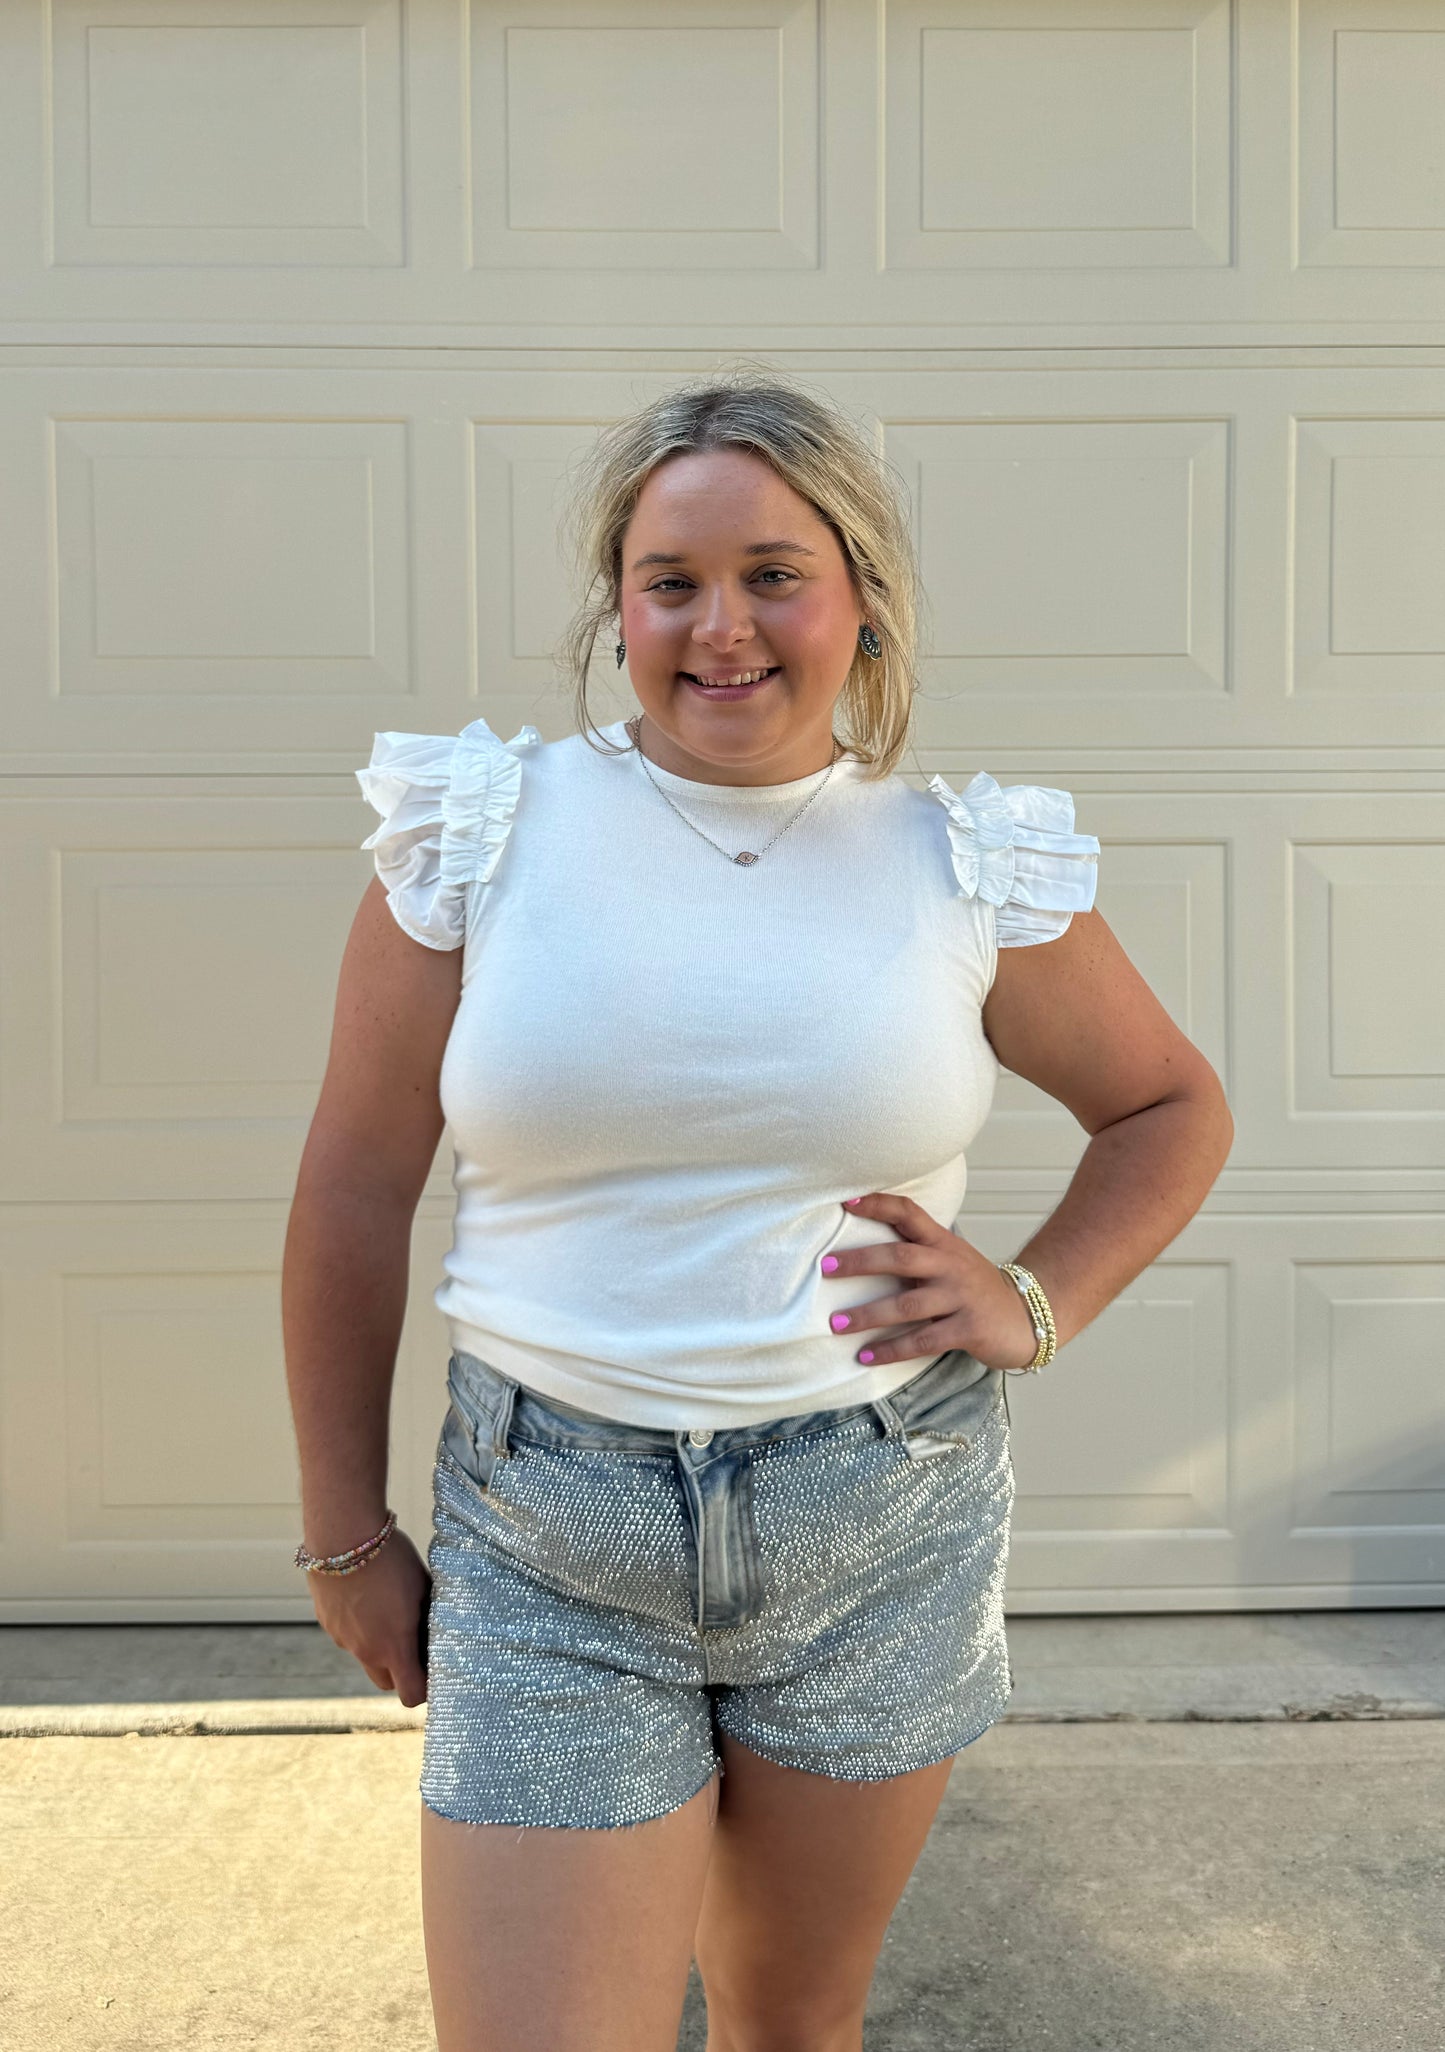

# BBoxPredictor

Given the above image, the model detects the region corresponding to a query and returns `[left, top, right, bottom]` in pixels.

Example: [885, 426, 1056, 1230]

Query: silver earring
[616, 638, 626, 668]
[858, 623, 882, 659]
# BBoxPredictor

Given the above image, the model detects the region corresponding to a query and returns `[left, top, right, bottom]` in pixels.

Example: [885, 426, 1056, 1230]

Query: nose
[690, 585, 756, 648]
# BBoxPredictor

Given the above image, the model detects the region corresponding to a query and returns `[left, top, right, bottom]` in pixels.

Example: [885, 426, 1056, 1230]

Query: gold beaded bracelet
[996, 1262, 1058, 1371]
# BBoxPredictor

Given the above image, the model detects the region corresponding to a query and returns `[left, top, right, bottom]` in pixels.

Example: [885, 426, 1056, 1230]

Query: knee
[700, 1994, 865, 2052]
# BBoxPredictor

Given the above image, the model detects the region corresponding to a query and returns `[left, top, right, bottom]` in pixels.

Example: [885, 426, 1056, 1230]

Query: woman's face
[617, 446, 869, 785]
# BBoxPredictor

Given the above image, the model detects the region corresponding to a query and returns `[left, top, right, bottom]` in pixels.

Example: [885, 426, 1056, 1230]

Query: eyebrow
[630, 539, 818, 571]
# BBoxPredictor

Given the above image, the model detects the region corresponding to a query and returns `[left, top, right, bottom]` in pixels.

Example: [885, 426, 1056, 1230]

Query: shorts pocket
[439, 1357, 511, 1496]
[439, 1397, 500, 1493]
[890, 1349, 1004, 1463]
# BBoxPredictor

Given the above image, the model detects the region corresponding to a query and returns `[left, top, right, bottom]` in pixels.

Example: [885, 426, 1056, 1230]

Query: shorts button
[688, 1428, 714, 1447]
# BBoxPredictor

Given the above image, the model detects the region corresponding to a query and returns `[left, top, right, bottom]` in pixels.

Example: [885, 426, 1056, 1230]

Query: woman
[283, 367, 1233, 2052]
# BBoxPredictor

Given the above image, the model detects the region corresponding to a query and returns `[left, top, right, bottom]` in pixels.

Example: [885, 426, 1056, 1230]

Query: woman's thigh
[693, 1731, 957, 2045]
[420, 1769, 719, 2052]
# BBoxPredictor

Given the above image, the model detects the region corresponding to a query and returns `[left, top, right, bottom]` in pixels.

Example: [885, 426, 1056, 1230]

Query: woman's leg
[692, 1731, 957, 2052]
[420, 1769, 720, 2052]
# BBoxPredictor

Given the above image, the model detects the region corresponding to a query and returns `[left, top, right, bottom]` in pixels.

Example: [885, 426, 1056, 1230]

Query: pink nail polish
[858, 1349, 876, 1364]
[843, 1198, 861, 1208]
[830, 1313, 850, 1332]
[820, 1255, 839, 1274]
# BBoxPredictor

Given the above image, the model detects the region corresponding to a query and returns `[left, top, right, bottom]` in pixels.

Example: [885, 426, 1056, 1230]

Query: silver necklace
[624, 714, 842, 866]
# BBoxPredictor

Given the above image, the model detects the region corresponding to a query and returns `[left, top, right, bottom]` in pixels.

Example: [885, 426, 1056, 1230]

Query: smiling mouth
[681, 666, 782, 689]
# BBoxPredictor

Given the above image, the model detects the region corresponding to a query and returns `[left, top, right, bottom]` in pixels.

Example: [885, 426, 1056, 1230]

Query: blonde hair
[555, 363, 927, 780]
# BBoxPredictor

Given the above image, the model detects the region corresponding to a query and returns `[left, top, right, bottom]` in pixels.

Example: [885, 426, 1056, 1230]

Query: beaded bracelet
[294, 1507, 398, 1576]
[996, 1261, 1058, 1371]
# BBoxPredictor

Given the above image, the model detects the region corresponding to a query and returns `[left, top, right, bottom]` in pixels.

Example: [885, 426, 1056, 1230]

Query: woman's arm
[821, 904, 1232, 1372]
[980, 904, 1234, 1351]
[282, 876, 462, 1556]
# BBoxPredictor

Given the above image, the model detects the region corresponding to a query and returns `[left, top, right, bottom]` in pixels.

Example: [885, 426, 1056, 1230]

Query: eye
[647, 569, 797, 592]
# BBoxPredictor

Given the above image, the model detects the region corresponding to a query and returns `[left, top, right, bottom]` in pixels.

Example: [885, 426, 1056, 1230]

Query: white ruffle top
[356, 716, 1100, 1428]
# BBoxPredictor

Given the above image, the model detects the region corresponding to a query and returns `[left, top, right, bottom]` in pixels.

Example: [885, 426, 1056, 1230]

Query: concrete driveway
[2, 1611, 1441, 2051]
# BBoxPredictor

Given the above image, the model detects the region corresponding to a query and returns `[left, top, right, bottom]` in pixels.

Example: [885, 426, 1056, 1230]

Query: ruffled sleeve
[926, 769, 1100, 949]
[355, 717, 541, 949]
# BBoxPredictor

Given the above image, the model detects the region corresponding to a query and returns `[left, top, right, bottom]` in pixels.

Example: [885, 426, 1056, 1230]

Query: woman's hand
[822, 1192, 1041, 1373]
[305, 1525, 433, 1709]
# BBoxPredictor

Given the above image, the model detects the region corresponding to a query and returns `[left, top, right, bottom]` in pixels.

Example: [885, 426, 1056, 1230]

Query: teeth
[689, 667, 774, 687]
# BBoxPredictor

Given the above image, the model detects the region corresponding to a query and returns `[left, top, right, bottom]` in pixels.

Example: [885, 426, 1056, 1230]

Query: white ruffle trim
[355, 717, 541, 950]
[926, 769, 1100, 948]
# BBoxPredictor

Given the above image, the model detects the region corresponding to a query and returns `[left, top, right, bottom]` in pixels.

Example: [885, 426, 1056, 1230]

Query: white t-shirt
[356, 716, 1100, 1428]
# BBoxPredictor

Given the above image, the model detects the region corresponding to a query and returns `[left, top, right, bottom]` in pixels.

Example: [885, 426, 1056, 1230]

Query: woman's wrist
[296, 1507, 397, 1576]
[996, 1260, 1058, 1370]
[301, 1502, 391, 1558]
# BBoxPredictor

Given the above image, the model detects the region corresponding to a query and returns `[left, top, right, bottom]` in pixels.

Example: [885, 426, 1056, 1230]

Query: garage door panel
[470, 414, 632, 708]
[50, 418, 413, 703]
[1292, 1259, 1445, 1538]
[0, 1209, 309, 1609]
[0, 790, 411, 1204]
[0, 376, 488, 767]
[1298, 0, 1445, 274]
[887, 415, 1231, 698]
[1004, 1254, 1233, 1538]
[1227, 793, 1445, 1169]
[1293, 417, 1445, 697]
[49, 0, 406, 271]
[0, 1203, 447, 1613]
[885, 0, 1234, 274]
[974, 1211, 1445, 1609]
[468, 0, 821, 271]
[1290, 839, 1445, 1118]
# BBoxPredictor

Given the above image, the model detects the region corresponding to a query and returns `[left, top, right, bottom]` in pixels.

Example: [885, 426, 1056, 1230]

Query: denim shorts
[419, 1346, 1016, 1831]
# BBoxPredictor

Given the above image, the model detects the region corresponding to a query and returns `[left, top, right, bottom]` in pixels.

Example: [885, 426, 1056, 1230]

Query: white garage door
[1, 0, 1442, 1619]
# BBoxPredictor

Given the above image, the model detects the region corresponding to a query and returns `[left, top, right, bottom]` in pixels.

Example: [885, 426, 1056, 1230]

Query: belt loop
[869, 1395, 904, 1441]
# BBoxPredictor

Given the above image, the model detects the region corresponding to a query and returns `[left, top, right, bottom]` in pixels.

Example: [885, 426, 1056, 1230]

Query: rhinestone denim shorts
[419, 1346, 1016, 1831]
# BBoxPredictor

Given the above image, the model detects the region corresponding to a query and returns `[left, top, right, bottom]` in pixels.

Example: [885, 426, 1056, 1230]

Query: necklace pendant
[734, 850, 759, 866]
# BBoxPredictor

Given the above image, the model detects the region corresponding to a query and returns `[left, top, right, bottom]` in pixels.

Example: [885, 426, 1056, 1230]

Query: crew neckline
[603, 719, 865, 802]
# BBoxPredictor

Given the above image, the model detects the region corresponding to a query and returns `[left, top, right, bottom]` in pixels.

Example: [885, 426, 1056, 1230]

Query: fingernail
[830, 1313, 851, 1332]
[843, 1198, 861, 1208]
[820, 1255, 839, 1274]
[858, 1349, 876, 1364]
